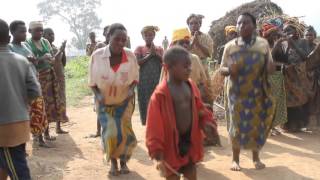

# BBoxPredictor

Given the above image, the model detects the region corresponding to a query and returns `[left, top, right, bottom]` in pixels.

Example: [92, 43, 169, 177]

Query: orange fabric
[262, 23, 278, 38]
[146, 79, 215, 177]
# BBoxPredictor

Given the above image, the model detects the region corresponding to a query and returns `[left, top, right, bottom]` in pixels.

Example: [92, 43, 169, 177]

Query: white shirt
[89, 45, 139, 105]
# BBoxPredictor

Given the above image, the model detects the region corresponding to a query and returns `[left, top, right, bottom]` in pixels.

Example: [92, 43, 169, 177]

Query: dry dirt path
[27, 96, 320, 180]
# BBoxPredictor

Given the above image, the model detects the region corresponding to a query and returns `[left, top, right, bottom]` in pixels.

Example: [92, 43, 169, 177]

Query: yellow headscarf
[141, 26, 160, 35]
[224, 25, 236, 36]
[29, 21, 43, 30]
[172, 28, 191, 43]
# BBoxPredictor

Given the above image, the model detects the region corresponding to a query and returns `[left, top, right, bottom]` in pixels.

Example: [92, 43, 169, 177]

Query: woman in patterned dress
[261, 21, 288, 135]
[89, 23, 139, 176]
[220, 13, 275, 171]
[134, 26, 163, 125]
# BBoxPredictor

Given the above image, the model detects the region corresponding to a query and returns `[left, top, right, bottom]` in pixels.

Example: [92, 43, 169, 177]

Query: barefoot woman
[89, 23, 138, 176]
[220, 12, 275, 171]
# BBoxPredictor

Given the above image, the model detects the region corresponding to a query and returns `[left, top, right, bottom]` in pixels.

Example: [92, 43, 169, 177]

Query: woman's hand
[127, 88, 135, 100]
[227, 60, 238, 78]
[27, 56, 38, 65]
[191, 32, 199, 47]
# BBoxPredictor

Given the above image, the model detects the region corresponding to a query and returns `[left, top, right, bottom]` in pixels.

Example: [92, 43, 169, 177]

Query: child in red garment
[146, 46, 216, 180]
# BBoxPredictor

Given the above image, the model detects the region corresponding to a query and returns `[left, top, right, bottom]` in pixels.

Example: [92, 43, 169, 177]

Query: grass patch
[65, 56, 92, 107]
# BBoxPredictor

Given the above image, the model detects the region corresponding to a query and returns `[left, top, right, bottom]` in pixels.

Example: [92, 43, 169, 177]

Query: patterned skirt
[38, 68, 67, 123]
[56, 71, 69, 122]
[98, 98, 137, 161]
[30, 96, 48, 135]
[269, 72, 288, 127]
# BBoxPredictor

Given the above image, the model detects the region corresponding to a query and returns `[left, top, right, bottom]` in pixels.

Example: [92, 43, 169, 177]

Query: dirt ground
[27, 96, 320, 180]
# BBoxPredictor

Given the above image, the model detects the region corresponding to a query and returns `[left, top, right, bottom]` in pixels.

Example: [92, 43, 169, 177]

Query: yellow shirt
[89, 46, 139, 105]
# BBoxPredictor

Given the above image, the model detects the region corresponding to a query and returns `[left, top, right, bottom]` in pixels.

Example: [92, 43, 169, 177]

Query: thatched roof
[209, 0, 283, 52]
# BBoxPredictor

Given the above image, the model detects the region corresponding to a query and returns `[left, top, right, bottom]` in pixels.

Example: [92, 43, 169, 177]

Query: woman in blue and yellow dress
[220, 13, 275, 171]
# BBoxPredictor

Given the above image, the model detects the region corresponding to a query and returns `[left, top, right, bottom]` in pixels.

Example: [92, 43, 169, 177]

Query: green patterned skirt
[269, 71, 288, 127]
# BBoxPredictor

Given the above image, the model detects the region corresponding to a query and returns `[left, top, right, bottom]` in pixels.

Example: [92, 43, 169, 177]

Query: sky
[0, 0, 319, 53]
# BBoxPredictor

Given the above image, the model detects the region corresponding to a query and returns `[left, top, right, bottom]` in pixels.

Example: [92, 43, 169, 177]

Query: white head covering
[29, 21, 43, 30]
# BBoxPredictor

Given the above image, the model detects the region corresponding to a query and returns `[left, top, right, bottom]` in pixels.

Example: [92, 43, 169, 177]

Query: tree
[38, 0, 101, 49]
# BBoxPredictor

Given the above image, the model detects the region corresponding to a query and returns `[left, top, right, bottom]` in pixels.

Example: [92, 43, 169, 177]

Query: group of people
[0, 19, 69, 179]
[0, 10, 319, 180]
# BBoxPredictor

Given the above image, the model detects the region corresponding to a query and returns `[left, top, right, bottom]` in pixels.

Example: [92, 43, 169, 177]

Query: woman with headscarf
[89, 23, 139, 176]
[261, 21, 288, 135]
[134, 26, 163, 125]
[220, 12, 275, 171]
[160, 28, 221, 147]
[26, 21, 66, 142]
[187, 14, 215, 107]
[272, 22, 312, 132]
[216, 25, 238, 65]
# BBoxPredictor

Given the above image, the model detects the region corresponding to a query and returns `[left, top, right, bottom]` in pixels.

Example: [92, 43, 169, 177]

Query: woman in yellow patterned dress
[220, 13, 275, 171]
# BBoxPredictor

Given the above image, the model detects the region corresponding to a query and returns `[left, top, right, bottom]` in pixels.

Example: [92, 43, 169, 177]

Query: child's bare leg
[0, 168, 8, 180]
[231, 147, 241, 171]
[109, 158, 119, 176]
[182, 163, 197, 180]
[252, 150, 265, 170]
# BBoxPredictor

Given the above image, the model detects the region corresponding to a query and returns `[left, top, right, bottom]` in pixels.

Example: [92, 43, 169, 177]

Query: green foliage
[65, 56, 91, 106]
[37, 0, 101, 49]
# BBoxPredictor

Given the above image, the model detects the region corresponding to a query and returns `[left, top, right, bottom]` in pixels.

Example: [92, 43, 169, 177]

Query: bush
[65, 56, 92, 106]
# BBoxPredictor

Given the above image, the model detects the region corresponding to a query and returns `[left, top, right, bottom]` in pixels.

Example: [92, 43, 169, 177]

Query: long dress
[269, 45, 288, 127]
[134, 45, 163, 125]
[52, 44, 68, 122]
[26, 38, 66, 124]
[9, 43, 48, 135]
[276, 39, 313, 131]
[307, 44, 320, 114]
[89, 46, 139, 161]
[190, 32, 215, 104]
[222, 37, 275, 150]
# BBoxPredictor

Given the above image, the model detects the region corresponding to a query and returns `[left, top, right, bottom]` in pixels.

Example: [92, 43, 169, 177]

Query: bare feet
[109, 159, 119, 176]
[38, 140, 53, 148]
[33, 136, 53, 148]
[254, 161, 266, 170]
[87, 133, 101, 138]
[56, 128, 69, 134]
[44, 135, 56, 141]
[230, 161, 241, 171]
[271, 128, 281, 136]
[120, 161, 130, 174]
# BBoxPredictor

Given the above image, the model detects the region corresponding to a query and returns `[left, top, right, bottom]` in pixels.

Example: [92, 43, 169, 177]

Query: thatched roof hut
[209, 0, 283, 54]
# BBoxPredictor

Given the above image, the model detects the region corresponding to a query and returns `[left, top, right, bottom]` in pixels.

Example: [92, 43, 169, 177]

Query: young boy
[146, 46, 216, 180]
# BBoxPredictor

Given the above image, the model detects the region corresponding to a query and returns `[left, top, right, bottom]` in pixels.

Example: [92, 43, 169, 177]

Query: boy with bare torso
[146, 46, 215, 180]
